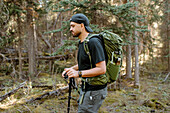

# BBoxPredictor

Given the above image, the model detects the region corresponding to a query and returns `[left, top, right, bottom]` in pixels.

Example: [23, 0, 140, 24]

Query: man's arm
[81, 61, 106, 77]
[65, 61, 106, 78]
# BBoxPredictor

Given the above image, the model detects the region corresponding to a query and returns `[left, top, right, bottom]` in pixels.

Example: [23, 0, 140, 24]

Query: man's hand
[64, 68, 79, 78]
[62, 70, 67, 78]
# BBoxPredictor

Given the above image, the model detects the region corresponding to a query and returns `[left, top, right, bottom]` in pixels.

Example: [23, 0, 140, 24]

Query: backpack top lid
[100, 30, 123, 61]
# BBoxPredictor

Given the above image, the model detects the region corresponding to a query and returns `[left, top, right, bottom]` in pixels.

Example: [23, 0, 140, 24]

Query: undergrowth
[0, 72, 169, 113]
[0, 59, 169, 113]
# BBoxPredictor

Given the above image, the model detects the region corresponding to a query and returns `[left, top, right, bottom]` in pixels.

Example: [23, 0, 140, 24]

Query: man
[62, 13, 107, 113]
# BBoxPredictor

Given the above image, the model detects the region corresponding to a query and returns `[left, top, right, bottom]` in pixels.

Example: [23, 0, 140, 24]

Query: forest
[0, 0, 169, 112]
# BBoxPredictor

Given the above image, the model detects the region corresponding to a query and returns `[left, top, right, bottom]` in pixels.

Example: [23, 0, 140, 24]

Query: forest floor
[0, 61, 169, 113]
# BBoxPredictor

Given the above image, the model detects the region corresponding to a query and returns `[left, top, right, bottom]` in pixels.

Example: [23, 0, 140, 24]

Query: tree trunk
[134, 5, 140, 87]
[44, 0, 52, 72]
[168, 32, 170, 72]
[126, 36, 132, 78]
[17, 13, 22, 78]
[33, 16, 37, 74]
[166, 0, 170, 71]
[27, 0, 36, 76]
[123, 0, 132, 79]
[91, 0, 97, 24]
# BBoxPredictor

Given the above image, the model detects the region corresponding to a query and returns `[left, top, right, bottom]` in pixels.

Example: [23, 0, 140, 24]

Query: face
[70, 22, 82, 37]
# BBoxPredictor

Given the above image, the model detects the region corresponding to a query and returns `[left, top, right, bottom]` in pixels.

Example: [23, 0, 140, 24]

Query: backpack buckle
[86, 78, 88, 82]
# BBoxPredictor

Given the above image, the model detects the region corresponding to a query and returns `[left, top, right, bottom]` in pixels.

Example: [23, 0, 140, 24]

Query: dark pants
[78, 87, 107, 113]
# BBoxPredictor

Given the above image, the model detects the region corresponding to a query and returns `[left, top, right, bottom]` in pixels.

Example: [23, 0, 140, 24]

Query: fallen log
[0, 81, 27, 102]
[0, 84, 65, 91]
[0, 86, 52, 91]
[26, 86, 69, 103]
[6, 54, 70, 61]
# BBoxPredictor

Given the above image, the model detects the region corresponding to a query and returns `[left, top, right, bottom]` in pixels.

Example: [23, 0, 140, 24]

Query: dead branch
[6, 54, 70, 61]
[26, 85, 53, 89]
[26, 86, 69, 103]
[0, 53, 9, 62]
[37, 31, 51, 48]
[0, 86, 51, 92]
[0, 81, 27, 102]
[37, 55, 70, 60]
[163, 72, 169, 82]
[0, 84, 65, 91]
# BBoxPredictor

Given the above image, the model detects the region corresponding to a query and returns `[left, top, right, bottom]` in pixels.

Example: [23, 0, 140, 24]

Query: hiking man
[62, 13, 107, 113]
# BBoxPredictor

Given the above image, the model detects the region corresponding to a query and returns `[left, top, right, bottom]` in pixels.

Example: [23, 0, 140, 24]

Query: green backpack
[83, 30, 123, 85]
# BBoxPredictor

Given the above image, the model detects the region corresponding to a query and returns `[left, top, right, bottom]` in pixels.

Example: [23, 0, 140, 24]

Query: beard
[72, 31, 81, 37]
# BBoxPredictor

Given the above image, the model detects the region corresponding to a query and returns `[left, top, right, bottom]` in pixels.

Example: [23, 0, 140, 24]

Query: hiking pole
[68, 77, 73, 113]
[64, 73, 73, 113]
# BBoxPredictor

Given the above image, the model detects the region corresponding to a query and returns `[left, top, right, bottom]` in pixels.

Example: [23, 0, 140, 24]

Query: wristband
[78, 71, 82, 77]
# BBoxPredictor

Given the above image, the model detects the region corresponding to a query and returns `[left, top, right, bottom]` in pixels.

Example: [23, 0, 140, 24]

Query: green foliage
[90, 24, 101, 33]
[53, 0, 90, 12]
[0, 36, 6, 49]
[52, 0, 148, 44]
[164, 54, 170, 58]
[51, 39, 78, 56]
[0, 35, 15, 49]
[0, 0, 168, 74]
[44, 21, 70, 35]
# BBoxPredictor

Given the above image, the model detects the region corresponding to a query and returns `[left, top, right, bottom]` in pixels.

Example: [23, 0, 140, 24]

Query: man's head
[70, 13, 93, 37]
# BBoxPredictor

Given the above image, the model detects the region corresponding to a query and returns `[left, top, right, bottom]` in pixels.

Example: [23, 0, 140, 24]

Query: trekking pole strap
[79, 92, 85, 105]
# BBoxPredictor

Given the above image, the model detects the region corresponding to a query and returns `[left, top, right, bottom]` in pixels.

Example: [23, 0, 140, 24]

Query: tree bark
[126, 36, 132, 78]
[26, 0, 36, 76]
[33, 15, 37, 74]
[166, 0, 170, 71]
[134, 5, 140, 87]
[17, 13, 22, 78]
[91, 0, 97, 24]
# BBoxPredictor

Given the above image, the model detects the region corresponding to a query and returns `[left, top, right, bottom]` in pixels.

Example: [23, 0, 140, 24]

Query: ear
[81, 23, 85, 28]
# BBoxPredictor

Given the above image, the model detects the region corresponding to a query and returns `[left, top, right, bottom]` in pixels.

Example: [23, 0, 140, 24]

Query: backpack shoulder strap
[85, 34, 99, 42]
[83, 34, 99, 68]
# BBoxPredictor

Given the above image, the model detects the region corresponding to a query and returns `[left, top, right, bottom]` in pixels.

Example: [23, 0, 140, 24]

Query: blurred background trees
[0, 0, 169, 84]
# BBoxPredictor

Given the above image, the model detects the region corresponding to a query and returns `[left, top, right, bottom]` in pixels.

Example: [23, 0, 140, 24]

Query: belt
[81, 81, 107, 91]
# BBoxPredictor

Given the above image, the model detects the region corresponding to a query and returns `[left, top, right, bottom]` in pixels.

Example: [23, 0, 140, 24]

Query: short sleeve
[88, 37, 105, 65]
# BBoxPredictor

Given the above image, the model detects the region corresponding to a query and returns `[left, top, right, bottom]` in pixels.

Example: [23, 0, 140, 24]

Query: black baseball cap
[70, 13, 93, 33]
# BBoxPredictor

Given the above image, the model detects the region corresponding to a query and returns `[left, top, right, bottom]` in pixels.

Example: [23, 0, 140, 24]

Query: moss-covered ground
[0, 60, 169, 113]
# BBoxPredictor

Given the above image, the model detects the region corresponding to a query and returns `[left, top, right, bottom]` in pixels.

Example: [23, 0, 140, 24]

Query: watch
[78, 71, 82, 77]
